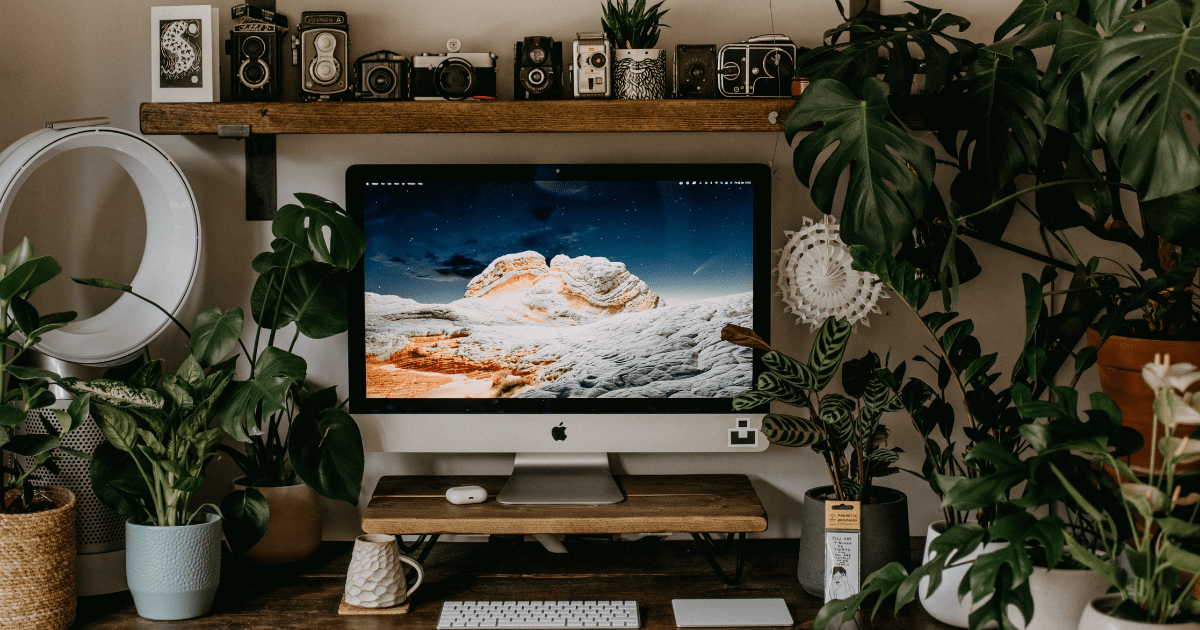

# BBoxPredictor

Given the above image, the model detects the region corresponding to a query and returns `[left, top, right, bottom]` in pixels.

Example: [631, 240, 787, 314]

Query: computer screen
[346, 164, 771, 416]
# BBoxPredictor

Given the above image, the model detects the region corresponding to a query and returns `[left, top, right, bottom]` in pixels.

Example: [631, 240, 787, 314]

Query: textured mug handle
[399, 555, 424, 597]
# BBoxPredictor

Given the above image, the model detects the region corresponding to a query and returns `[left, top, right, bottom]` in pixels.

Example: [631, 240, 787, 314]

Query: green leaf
[273, 194, 366, 271]
[10, 296, 37, 336]
[754, 372, 808, 406]
[127, 360, 162, 390]
[819, 394, 856, 445]
[3, 434, 59, 457]
[189, 306, 244, 369]
[71, 277, 133, 292]
[732, 390, 774, 410]
[62, 392, 91, 434]
[784, 78, 936, 253]
[289, 407, 364, 505]
[217, 378, 293, 442]
[1022, 273, 1042, 345]
[88, 441, 149, 521]
[63, 378, 164, 410]
[221, 487, 269, 555]
[761, 350, 817, 391]
[0, 405, 26, 427]
[0, 256, 61, 301]
[1087, 1, 1200, 200]
[5, 365, 59, 382]
[1141, 188, 1200, 248]
[90, 404, 139, 453]
[252, 237, 315, 273]
[251, 264, 348, 339]
[761, 413, 825, 447]
[0, 238, 35, 279]
[809, 317, 853, 391]
[988, 0, 1078, 56]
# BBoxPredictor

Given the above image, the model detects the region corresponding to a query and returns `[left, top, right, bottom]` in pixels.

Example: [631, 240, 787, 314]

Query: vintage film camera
[412, 40, 498, 100]
[227, 22, 284, 101]
[674, 44, 717, 98]
[572, 32, 611, 98]
[717, 34, 797, 97]
[355, 51, 410, 100]
[292, 11, 350, 101]
[514, 36, 563, 100]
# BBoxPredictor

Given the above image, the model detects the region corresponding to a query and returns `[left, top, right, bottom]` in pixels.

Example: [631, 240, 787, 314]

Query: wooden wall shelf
[139, 99, 799, 135]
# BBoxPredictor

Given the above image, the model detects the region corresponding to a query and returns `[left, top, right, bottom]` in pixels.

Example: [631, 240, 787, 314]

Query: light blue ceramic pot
[126, 513, 222, 620]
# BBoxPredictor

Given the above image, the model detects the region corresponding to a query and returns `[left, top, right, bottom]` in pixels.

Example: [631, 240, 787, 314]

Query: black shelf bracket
[242, 0, 277, 221]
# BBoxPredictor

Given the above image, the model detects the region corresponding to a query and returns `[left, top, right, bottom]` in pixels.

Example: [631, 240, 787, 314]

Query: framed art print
[151, 5, 220, 102]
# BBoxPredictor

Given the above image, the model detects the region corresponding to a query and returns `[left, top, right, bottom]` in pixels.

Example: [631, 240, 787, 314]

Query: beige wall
[0, 0, 1130, 540]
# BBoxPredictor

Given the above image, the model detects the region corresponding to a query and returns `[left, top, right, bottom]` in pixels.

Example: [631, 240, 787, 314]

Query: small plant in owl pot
[75, 192, 367, 565]
[601, 0, 669, 99]
[0, 238, 84, 630]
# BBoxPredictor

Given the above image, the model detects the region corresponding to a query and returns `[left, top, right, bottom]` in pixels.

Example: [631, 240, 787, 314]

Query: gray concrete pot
[798, 485, 910, 597]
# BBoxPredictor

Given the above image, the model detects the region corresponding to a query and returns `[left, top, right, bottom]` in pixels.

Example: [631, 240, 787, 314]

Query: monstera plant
[76, 193, 367, 558]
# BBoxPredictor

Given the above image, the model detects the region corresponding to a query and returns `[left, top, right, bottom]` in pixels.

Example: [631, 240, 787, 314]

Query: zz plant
[76, 193, 367, 551]
[723, 317, 903, 502]
[0, 238, 83, 513]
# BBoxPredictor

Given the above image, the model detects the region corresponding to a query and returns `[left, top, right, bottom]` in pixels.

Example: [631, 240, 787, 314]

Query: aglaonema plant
[75, 192, 366, 553]
[0, 238, 84, 513]
[722, 317, 903, 502]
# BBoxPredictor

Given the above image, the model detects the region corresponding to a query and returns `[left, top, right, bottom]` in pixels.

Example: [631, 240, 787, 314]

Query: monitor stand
[495, 453, 625, 504]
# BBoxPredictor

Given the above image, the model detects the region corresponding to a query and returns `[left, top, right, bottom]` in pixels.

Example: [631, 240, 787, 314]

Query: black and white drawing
[158, 19, 203, 88]
[613, 52, 666, 100]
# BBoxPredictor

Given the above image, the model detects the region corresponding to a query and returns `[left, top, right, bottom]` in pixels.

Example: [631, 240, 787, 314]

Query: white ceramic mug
[343, 534, 425, 608]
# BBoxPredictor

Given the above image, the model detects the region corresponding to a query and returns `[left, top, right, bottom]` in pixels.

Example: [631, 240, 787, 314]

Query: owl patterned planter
[126, 513, 222, 620]
[613, 49, 666, 99]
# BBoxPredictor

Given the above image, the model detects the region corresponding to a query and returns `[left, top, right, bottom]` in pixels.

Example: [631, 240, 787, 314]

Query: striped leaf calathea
[722, 317, 903, 502]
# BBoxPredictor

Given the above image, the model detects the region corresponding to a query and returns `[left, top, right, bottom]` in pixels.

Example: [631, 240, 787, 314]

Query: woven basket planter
[0, 486, 77, 630]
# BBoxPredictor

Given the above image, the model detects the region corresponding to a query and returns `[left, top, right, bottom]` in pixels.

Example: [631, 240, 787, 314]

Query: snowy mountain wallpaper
[361, 178, 755, 399]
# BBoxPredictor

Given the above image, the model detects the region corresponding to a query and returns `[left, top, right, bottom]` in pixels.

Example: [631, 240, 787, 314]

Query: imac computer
[346, 163, 771, 504]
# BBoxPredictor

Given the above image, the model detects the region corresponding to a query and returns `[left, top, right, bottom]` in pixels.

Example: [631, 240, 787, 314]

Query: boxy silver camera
[355, 50, 409, 100]
[412, 40, 498, 100]
[292, 11, 350, 101]
[718, 34, 796, 97]
[572, 32, 611, 98]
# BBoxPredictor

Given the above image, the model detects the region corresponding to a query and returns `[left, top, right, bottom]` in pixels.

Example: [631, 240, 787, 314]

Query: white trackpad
[671, 598, 793, 627]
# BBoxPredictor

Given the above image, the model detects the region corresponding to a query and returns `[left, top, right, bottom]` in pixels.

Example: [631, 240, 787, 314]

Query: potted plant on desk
[75, 192, 367, 564]
[601, 0, 670, 99]
[0, 239, 83, 630]
[723, 316, 908, 598]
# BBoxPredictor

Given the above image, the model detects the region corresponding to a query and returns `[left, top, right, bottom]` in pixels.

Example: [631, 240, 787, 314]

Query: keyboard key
[437, 600, 640, 630]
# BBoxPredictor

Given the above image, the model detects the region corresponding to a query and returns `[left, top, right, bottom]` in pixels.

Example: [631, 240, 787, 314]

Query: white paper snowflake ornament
[776, 216, 885, 329]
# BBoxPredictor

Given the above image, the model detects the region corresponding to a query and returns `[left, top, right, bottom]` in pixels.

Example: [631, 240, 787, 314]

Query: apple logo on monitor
[551, 422, 567, 441]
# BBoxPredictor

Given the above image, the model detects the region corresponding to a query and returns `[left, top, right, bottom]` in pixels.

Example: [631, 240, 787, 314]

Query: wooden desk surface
[74, 538, 951, 629]
[363, 475, 769, 535]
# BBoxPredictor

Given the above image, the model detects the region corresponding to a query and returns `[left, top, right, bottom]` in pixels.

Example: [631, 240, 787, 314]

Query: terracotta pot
[1087, 327, 1200, 473]
[797, 485, 909, 598]
[1078, 594, 1200, 629]
[233, 478, 322, 564]
[0, 486, 76, 630]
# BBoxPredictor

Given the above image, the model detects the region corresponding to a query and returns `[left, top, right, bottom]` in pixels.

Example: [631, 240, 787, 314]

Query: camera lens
[368, 67, 396, 95]
[528, 47, 547, 65]
[242, 36, 266, 59]
[435, 59, 475, 98]
[689, 64, 705, 80]
[313, 58, 340, 84]
[315, 32, 337, 53]
[527, 68, 546, 87]
[589, 53, 606, 68]
[241, 60, 268, 88]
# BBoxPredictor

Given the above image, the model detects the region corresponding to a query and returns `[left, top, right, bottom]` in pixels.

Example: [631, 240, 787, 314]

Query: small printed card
[151, 5, 220, 102]
[824, 500, 861, 603]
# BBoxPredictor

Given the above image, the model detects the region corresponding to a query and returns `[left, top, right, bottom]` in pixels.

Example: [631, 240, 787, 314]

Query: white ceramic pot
[918, 521, 1006, 629]
[612, 49, 666, 99]
[1078, 594, 1200, 630]
[233, 478, 322, 564]
[1022, 565, 1110, 630]
[126, 513, 222, 620]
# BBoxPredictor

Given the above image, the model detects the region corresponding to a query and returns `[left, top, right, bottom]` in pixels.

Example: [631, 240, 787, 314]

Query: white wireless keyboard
[437, 600, 641, 629]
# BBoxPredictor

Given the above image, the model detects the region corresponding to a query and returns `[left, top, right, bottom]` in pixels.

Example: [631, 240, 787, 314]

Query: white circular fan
[776, 216, 884, 329]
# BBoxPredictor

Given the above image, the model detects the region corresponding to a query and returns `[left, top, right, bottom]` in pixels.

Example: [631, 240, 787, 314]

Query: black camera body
[355, 50, 410, 100]
[514, 36, 563, 100]
[292, 11, 351, 101]
[674, 44, 717, 98]
[717, 34, 797, 97]
[226, 23, 283, 101]
[412, 51, 498, 100]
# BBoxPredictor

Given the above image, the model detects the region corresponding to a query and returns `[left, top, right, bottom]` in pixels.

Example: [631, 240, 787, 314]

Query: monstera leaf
[251, 262, 348, 338]
[288, 406, 364, 505]
[273, 193, 366, 270]
[785, 78, 936, 253]
[935, 48, 1047, 191]
[988, 0, 1079, 58]
[1087, 0, 1200, 200]
[1042, 14, 1102, 143]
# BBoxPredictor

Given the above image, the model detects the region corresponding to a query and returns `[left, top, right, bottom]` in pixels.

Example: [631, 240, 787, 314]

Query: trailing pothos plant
[722, 317, 903, 502]
[65, 314, 237, 526]
[0, 238, 83, 514]
[808, 246, 1141, 630]
[75, 192, 367, 553]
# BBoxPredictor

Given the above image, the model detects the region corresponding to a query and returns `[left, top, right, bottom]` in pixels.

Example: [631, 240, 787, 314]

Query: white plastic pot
[1078, 595, 1200, 630]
